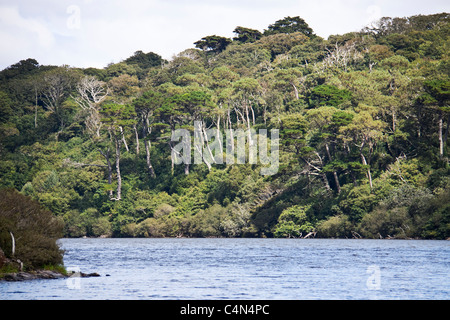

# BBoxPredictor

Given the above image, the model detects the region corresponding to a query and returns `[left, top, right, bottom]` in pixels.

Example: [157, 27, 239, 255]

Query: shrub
[91, 217, 112, 237]
[358, 206, 412, 239]
[189, 204, 228, 237]
[317, 215, 353, 238]
[0, 189, 64, 270]
[273, 205, 314, 238]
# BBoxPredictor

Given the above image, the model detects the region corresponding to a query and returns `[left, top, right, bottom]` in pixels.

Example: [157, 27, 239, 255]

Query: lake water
[1, 238, 449, 300]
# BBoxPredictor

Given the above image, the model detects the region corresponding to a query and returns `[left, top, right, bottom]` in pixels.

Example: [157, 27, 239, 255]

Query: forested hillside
[0, 14, 448, 239]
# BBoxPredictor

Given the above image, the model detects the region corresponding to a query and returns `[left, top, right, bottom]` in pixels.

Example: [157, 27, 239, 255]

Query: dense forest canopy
[0, 14, 449, 239]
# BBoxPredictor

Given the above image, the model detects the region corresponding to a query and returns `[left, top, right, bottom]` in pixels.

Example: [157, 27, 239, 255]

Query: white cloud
[0, 5, 54, 46]
[0, 5, 57, 69]
[0, 0, 448, 70]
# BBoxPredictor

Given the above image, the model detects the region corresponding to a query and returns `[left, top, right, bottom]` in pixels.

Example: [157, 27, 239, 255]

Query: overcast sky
[0, 0, 448, 70]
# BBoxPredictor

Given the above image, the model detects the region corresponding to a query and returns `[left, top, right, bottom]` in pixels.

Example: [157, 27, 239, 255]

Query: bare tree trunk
[301, 155, 331, 191]
[325, 143, 341, 194]
[245, 103, 253, 146]
[202, 124, 215, 166]
[195, 144, 212, 170]
[216, 115, 221, 145]
[391, 108, 396, 132]
[9, 231, 15, 257]
[115, 137, 122, 201]
[142, 117, 156, 178]
[361, 152, 373, 190]
[134, 124, 139, 155]
[119, 126, 129, 152]
[169, 141, 175, 176]
[290, 82, 299, 100]
[145, 139, 156, 178]
[250, 104, 256, 126]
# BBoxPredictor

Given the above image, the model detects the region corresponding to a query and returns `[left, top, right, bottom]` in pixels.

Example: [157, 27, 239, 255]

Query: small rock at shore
[2, 270, 66, 281]
[80, 272, 101, 278]
[1, 270, 101, 281]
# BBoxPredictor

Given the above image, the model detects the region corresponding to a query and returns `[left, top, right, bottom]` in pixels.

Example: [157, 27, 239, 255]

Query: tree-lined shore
[0, 13, 448, 251]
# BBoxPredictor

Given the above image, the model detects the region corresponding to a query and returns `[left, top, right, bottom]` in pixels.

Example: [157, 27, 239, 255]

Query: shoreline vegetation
[0, 13, 449, 275]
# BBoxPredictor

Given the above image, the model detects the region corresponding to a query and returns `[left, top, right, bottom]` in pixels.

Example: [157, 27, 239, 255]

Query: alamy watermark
[171, 121, 279, 176]
[66, 5, 81, 30]
[366, 265, 381, 290]
[66, 266, 81, 290]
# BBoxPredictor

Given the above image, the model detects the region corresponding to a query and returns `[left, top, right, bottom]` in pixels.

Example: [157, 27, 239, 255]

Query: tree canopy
[264, 16, 315, 37]
[0, 13, 448, 240]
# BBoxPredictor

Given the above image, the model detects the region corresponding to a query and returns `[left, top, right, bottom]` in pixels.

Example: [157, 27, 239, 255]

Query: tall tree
[133, 90, 163, 177]
[194, 35, 232, 54]
[73, 75, 110, 138]
[41, 66, 79, 132]
[264, 16, 315, 37]
[100, 103, 136, 200]
[340, 106, 385, 190]
[420, 79, 450, 157]
[233, 26, 263, 43]
[306, 107, 343, 193]
[308, 84, 352, 108]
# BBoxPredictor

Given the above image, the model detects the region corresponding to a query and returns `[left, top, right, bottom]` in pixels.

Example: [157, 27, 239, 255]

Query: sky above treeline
[0, 0, 449, 70]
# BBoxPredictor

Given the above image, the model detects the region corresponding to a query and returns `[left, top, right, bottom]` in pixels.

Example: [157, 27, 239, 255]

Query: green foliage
[0, 13, 448, 240]
[317, 215, 352, 238]
[264, 16, 315, 37]
[0, 189, 64, 269]
[233, 27, 262, 43]
[308, 84, 352, 107]
[0, 91, 12, 123]
[123, 50, 164, 79]
[195, 35, 232, 54]
[273, 205, 314, 238]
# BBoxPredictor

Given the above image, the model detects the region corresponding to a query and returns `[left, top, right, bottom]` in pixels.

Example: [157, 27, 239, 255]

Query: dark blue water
[1, 238, 449, 300]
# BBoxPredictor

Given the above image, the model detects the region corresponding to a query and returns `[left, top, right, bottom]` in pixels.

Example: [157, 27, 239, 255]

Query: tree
[163, 90, 216, 174]
[278, 113, 332, 191]
[232, 78, 262, 146]
[233, 26, 262, 43]
[133, 90, 163, 177]
[41, 66, 79, 131]
[258, 32, 309, 59]
[309, 84, 352, 107]
[273, 205, 314, 238]
[279, 113, 308, 155]
[73, 75, 110, 138]
[271, 68, 304, 100]
[0, 58, 40, 82]
[340, 106, 385, 190]
[264, 16, 315, 37]
[124, 50, 163, 69]
[123, 51, 164, 79]
[420, 79, 450, 157]
[0, 91, 12, 123]
[306, 107, 344, 193]
[321, 41, 363, 72]
[194, 35, 232, 54]
[363, 13, 449, 38]
[100, 103, 136, 200]
[0, 188, 63, 270]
